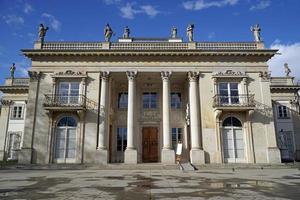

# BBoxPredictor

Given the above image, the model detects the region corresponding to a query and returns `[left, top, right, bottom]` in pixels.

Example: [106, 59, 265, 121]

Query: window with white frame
[277, 105, 289, 119]
[172, 128, 183, 150]
[143, 92, 157, 109]
[171, 92, 182, 109]
[118, 92, 128, 109]
[58, 82, 80, 104]
[117, 127, 127, 151]
[218, 82, 239, 105]
[11, 105, 24, 119]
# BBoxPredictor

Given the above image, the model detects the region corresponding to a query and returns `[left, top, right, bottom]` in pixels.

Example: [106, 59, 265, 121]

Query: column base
[124, 148, 137, 164]
[0, 150, 4, 161]
[267, 147, 281, 163]
[190, 149, 205, 165]
[161, 149, 175, 164]
[18, 148, 32, 164]
[95, 149, 108, 164]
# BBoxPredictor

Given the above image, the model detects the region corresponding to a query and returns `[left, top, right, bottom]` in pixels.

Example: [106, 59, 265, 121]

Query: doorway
[142, 127, 158, 162]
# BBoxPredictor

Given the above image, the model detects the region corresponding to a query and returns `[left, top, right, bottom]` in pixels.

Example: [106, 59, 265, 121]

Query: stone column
[124, 71, 138, 164]
[18, 71, 42, 164]
[161, 71, 175, 164]
[0, 100, 12, 161]
[96, 71, 109, 164]
[188, 71, 205, 164]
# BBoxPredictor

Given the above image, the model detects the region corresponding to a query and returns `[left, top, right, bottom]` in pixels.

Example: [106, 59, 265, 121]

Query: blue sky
[0, 0, 300, 85]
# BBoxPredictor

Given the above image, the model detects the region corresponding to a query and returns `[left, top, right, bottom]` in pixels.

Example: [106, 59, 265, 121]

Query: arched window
[222, 116, 242, 127]
[55, 116, 77, 161]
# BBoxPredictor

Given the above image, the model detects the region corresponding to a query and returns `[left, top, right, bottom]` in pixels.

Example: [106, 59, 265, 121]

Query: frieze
[52, 70, 87, 78]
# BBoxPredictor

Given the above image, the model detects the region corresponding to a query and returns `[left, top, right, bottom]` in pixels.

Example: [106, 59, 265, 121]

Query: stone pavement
[0, 168, 300, 200]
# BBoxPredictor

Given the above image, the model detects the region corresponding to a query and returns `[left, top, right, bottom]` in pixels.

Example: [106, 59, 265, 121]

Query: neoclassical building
[0, 25, 299, 165]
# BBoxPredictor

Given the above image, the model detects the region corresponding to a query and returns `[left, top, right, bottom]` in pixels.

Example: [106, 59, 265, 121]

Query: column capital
[126, 71, 137, 80]
[100, 71, 110, 81]
[161, 71, 172, 81]
[188, 71, 199, 82]
[28, 71, 42, 81]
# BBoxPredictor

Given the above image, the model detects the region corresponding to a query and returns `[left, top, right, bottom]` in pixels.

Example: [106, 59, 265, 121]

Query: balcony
[43, 94, 97, 111]
[213, 94, 255, 110]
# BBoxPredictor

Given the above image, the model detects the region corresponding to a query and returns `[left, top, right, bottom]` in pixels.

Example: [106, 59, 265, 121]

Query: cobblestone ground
[0, 168, 300, 199]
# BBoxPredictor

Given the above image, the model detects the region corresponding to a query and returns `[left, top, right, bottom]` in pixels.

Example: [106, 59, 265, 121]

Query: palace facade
[0, 26, 299, 165]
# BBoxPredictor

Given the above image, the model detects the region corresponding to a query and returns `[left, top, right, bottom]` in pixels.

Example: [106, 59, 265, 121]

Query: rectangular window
[118, 92, 128, 109]
[172, 128, 183, 150]
[143, 92, 157, 109]
[11, 105, 23, 119]
[117, 127, 127, 152]
[278, 105, 289, 119]
[218, 82, 239, 105]
[58, 82, 80, 104]
[171, 92, 182, 109]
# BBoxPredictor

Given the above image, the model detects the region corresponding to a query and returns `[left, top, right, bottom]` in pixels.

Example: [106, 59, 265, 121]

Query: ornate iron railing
[213, 94, 255, 107]
[43, 94, 98, 110]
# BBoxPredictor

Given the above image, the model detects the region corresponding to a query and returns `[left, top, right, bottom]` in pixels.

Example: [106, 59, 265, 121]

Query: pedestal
[267, 147, 281, 163]
[18, 148, 32, 164]
[124, 149, 137, 164]
[161, 149, 175, 164]
[95, 149, 108, 164]
[190, 149, 205, 165]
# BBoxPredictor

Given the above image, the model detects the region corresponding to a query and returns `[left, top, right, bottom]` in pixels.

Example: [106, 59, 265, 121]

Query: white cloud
[42, 13, 61, 31]
[250, 0, 271, 11]
[103, 0, 121, 5]
[120, 3, 160, 19]
[2, 15, 24, 26]
[268, 41, 300, 81]
[182, 0, 238, 10]
[24, 3, 33, 14]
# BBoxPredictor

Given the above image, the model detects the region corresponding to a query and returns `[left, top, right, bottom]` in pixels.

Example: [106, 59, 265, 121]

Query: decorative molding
[187, 71, 199, 82]
[126, 71, 137, 81]
[0, 99, 13, 106]
[161, 71, 172, 81]
[28, 71, 42, 81]
[100, 71, 110, 81]
[212, 70, 247, 78]
[52, 70, 87, 78]
[259, 71, 271, 81]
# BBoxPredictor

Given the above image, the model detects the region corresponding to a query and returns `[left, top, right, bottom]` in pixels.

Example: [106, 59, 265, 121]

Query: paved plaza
[0, 167, 300, 199]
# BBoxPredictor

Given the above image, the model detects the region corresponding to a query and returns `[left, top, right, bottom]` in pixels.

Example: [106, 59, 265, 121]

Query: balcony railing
[213, 94, 255, 108]
[43, 94, 97, 110]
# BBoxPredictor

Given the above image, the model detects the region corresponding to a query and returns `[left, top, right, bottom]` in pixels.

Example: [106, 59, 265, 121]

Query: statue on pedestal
[104, 23, 114, 42]
[123, 26, 130, 39]
[251, 24, 261, 42]
[171, 27, 177, 38]
[10, 63, 16, 79]
[186, 24, 194, 42]
[38, 24, 49, 43]
[284, 63, 291, 76]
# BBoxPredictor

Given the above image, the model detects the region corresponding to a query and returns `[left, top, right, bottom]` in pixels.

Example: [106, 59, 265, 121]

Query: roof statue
[186, 24, 194, 42]
[284, 63, 291, 77]
[104, 23, 114, 42]
[251, 24, 261, 42]
[38, 24, 49, 43]
[123, 26, 130, 39]
[171, 27, 177, 38]
[10, 63, 16, 79]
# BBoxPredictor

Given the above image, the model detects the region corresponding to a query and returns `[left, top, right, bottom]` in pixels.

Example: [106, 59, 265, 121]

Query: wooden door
[142, 127, 158, 162]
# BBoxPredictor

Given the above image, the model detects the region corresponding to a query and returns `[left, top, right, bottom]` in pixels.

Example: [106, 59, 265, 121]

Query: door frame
[222, 127, 245, 163]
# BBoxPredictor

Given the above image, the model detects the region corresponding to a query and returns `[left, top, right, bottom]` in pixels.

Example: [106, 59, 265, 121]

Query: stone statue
[104, 23, 114, 42]
[171, 27, 177, 38]
[284, 63, 291, 76]
[186, 24, 194, 42]
[38, 24, 49, 43]
[251, 24, 261, 42]
[123, 26, 130, 39]
[10, 63, 16, 79]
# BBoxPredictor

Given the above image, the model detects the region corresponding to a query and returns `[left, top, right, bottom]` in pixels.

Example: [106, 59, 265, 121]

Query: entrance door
[222, 117, 245, 163]
[278, 130, 294, 162]
[142, 127, 158, 162]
